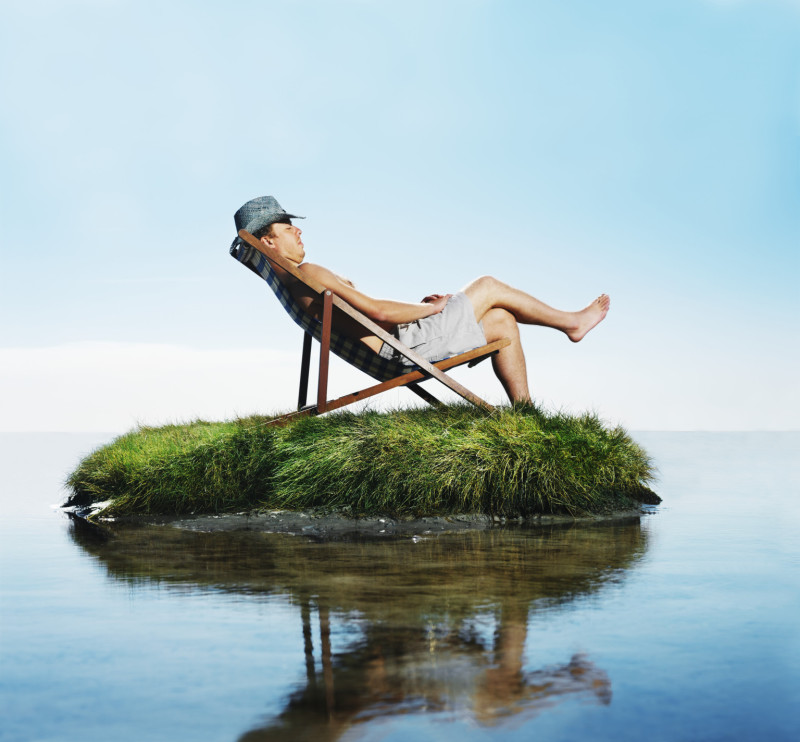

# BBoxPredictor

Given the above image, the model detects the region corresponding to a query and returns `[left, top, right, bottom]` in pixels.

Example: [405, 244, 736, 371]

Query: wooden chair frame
[237, 229, 511, 426]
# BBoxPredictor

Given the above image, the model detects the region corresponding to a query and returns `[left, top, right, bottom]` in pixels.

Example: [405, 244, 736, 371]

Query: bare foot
[567, 294, 610, 342]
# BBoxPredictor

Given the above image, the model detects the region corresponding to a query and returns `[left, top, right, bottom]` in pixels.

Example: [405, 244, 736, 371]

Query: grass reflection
[68, 517, 648, 738]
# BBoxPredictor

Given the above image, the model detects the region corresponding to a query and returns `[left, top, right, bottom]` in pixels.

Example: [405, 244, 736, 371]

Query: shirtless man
[232, 196, 609, 404]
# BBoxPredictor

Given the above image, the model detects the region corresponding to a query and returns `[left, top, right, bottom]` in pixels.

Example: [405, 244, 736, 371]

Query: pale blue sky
[1, 0, 798, 431]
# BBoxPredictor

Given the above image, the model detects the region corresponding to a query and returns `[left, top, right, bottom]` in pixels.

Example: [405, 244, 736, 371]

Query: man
[232, 196, 609, 404]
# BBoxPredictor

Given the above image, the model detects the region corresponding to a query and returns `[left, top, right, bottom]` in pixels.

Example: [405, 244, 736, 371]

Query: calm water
[1, 432, 798, 742]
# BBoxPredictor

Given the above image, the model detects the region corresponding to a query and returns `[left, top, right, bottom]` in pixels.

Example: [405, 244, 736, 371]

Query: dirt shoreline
[77, 506, 656, 539]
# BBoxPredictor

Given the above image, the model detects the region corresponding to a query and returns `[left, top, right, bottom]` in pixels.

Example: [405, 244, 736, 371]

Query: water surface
[1, 432, 798, 741]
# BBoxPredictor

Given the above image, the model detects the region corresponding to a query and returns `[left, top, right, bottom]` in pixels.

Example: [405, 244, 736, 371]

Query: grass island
[65, 404, 659, 520]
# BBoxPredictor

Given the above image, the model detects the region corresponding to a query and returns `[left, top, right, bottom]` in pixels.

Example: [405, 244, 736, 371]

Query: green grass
[65, 403, 658, 518]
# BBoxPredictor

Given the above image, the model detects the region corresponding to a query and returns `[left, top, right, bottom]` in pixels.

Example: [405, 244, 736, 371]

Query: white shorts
[377, 291, 487, 366]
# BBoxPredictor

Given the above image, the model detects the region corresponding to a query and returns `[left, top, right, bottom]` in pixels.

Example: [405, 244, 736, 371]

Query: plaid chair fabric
[230, 241, 411, 382]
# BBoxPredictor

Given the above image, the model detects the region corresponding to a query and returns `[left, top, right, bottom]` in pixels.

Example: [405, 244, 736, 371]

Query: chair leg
[297, 332, 313, 411]
[317, 291, 333, 413]
[408, 382, 443, 407]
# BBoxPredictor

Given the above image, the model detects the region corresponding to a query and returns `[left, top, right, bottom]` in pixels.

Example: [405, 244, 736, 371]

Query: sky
[1, 0, 798, 432]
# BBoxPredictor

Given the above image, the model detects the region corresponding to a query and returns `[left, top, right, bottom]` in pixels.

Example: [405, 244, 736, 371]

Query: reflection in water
[68, 516, 648, 740]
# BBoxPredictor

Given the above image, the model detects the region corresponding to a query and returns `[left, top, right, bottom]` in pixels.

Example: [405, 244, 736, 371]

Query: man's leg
[481, 308, 531, 403]
[463, 276, 609, 342]
[463, 276, 610, 404]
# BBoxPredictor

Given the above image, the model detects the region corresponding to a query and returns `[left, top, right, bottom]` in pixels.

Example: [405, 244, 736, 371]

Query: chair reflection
[241, 592, 610, 741]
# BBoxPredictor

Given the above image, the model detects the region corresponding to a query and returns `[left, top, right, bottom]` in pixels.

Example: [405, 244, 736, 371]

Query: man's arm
[299, 263, 449, 327]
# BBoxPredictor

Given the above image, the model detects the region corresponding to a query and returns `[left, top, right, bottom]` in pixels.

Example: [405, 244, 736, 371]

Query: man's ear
[259, 234, 274, 249]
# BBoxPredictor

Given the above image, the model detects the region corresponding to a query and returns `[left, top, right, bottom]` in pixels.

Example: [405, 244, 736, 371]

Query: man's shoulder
[298, 261, 337, 286]
[297, 261, 325, 276]
[297, 262, 358, 296]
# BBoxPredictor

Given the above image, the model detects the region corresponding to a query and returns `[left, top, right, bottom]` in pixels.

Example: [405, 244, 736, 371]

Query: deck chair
[230, 229, 511, 425]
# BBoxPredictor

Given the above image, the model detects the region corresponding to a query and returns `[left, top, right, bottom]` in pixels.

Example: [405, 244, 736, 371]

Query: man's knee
[464, 275, 502, 306]
[464, 274, 499, 292]
[472, 275, 499, 291]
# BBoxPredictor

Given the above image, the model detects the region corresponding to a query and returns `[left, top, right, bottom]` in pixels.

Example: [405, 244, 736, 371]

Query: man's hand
[421, 293, 453, 315]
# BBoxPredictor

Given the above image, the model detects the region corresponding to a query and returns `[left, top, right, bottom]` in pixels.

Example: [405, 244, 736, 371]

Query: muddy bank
[69, 506, 655, 539]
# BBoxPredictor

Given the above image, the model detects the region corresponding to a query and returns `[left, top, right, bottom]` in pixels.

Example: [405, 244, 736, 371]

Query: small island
[65, 404, 659, 521]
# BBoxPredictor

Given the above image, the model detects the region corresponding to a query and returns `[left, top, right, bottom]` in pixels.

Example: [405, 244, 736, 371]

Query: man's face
[262, 221, 305, 264]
